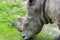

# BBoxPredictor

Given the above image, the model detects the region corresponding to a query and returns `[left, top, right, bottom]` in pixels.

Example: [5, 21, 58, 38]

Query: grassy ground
[0, 0, 56, 40]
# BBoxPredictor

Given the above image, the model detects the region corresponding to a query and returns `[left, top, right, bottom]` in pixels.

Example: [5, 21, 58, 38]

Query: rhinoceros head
[9, 0, 44, 40]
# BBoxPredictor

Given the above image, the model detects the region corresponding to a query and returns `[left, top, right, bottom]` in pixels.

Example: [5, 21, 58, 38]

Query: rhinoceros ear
[9, 20, 23, 32]
[28, 0, 36, 6]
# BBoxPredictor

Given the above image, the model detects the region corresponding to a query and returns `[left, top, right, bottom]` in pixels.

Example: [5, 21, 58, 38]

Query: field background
[0, 0, 59, 40]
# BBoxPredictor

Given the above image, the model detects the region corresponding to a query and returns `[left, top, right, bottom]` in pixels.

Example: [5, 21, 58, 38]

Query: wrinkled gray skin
[9, 0, 60, 40]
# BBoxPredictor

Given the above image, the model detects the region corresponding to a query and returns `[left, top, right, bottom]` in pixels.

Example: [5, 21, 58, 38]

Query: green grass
[0, 1, 25, 40]
[0, 0, 55, 40]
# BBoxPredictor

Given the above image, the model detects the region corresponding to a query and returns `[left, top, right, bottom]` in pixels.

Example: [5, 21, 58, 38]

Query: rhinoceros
[9, 0, 60, 40]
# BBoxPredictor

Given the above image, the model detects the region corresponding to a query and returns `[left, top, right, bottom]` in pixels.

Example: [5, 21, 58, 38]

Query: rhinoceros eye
[24, 23, 29, 27]
[24, 21, 29, 26]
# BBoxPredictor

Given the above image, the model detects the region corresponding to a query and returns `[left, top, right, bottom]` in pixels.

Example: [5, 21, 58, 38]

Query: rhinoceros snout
[22, 35, 33, 40]
[22, 36, 30, 40]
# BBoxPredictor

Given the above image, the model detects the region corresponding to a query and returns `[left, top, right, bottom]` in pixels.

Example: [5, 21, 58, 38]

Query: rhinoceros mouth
[24, 37, 34, 40]
[23, 36, 35, 40]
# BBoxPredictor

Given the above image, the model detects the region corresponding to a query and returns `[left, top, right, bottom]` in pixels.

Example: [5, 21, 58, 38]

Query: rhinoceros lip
[24, 36, 34, 40]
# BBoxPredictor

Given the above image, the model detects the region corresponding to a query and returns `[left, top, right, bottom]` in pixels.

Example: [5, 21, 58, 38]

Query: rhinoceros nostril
[22, 36, 25, 38]
[25, 39, 29, 40]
